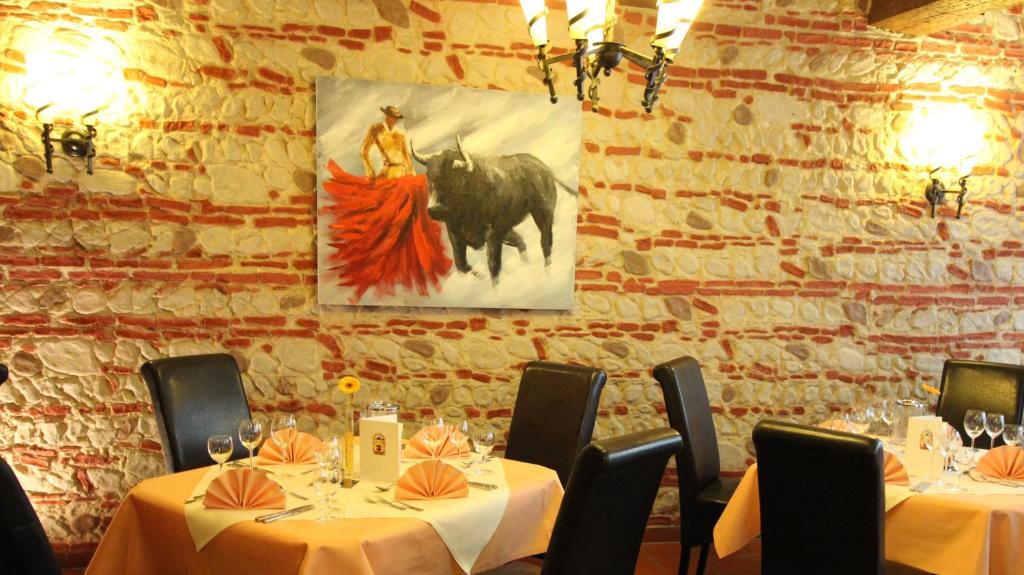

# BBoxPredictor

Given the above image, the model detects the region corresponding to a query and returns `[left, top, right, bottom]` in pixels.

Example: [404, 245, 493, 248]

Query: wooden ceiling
[614, 0, 1021, 36]
[867, 0, 1020, 35]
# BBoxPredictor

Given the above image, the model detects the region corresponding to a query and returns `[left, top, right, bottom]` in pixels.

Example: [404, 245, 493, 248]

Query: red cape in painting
[320, 159, 452, 303]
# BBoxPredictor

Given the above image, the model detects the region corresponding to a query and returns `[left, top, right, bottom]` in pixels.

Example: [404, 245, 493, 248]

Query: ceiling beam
[867, 0, 1021, 35]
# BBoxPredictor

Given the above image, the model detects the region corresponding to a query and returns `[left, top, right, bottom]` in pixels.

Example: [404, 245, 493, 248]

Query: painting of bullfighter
[315, 77, 582, 310]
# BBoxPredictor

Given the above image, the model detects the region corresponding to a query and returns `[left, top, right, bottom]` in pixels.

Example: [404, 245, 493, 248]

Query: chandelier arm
[641, 47, 668, 113]
[571, 39, 588, 102]
[618, 46, 655, 68]
[536, 45, 559, 104]
[586, 59, 603, 112]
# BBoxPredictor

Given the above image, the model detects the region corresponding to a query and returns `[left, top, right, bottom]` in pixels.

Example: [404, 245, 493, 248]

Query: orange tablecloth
[714, 465, 1024, 575]
[86, 459, 562, 575]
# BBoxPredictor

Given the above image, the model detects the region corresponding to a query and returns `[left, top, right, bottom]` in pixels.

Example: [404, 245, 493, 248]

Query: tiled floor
[636, 541, 761, 575]
[62, 541, 763, 575]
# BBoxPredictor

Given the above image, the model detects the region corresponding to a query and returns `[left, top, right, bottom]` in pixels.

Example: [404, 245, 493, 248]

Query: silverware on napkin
[255, 504, 315, 523]
[969, 469, 1024, 487]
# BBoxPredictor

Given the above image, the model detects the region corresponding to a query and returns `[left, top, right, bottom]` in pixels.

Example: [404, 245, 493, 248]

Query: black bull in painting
[411, 135, 574, 284]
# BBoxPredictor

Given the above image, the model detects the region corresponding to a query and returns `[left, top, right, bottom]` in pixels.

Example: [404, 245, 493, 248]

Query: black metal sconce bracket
[42, 123, 97, 175]
[925, 167, 969, 219]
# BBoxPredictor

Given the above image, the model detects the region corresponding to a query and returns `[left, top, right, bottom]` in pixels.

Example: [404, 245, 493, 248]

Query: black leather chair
[936, 359, 1024, 443]
[141, 353, 252, 472]
[0, 458, 61, 575]
[753, 420, 885, 575]
[486, 428, 682, 575]
[653, 356, 739, 575]
[504, 361, 607, 486]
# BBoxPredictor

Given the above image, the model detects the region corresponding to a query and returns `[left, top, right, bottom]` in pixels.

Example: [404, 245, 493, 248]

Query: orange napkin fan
[817, 419, 853, 433]
[883, 451, 910, 486]
[255, 429, 324, 464]
[403, 425, 470, 459]
[395, 460, 469, 501]
[976, 446, 1024, 480]
[203, 469, 286, 509]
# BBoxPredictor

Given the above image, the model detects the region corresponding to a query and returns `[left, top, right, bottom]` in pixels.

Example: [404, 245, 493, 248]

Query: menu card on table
[359, 418, 403, 482]
[903, 415, 945, 478]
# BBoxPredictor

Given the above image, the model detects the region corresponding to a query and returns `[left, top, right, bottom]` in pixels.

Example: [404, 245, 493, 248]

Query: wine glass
[1003, 424, 1023, 448]
[271, 414, 297, 475]
[238, 419, 263, 470]
[207, 435, 233, 471]
[472, 430, 495, 475]
[963, 410, 986, 452]
[451, 420, 470, 458]
[878, 399, 895, 444]
[421, 417, 446, 459]
[985, 413, 1005, 449]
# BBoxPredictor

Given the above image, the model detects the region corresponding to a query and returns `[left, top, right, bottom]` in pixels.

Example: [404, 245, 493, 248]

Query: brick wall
[1, 0, 1023, 556]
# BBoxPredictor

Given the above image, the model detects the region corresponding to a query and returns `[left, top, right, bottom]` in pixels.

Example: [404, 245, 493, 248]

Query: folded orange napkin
[403, 425, 470, 459]
[255, 429, 324, 464]
[883, 451, 910, 485]
[817, 419, 853, 432]
[203, 469, 286, 509]
[395, 460, 469, 501]
[976, 445, 1024, 480]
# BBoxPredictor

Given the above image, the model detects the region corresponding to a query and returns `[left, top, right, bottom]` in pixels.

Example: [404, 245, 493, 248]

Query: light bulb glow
[12, 25, 129, 122]
[567, 0, 609, 43]
[899, 103, 988, 174]
[652, 0, 705, 55]
[520, 0, 549, 46]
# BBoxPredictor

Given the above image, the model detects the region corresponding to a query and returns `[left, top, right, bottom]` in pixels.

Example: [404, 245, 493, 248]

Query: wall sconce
[518, 0, 705, 112]
[925, 167, 968, 219]
[39, 106, 98, 175]
[899, 102, 988, 220]
[7, 25, 129, 176]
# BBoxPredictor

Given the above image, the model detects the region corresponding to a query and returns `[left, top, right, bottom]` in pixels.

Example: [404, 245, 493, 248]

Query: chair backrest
[653, 357, 720, 507]
[936, 359, 1024, 441]
[753, 420, 884, 575]
[141, 353, 252, 472]
[0, 458, 61, 575]
[504, 361, 607, 486]
[540, 428, 682, 575]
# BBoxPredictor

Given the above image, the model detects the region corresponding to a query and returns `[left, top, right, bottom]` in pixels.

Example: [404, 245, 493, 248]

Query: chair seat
[691, 476, 741, 541]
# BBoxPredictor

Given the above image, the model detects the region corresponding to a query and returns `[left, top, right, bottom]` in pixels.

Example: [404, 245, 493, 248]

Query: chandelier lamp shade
[519, 0, 705, 112]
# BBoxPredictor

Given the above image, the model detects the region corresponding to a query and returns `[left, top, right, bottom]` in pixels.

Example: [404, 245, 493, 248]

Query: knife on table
[255, 504, 315, 523]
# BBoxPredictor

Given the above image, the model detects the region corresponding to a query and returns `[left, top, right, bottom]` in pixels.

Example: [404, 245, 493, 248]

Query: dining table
[713, 446, 1024, 575]
[85, 455, 563, 575]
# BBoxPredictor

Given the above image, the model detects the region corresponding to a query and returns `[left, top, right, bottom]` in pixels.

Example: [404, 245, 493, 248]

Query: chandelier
[518, 0, 705, 112]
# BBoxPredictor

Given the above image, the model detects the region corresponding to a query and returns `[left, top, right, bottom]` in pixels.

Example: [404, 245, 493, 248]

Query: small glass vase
[342, 395, 355, 487]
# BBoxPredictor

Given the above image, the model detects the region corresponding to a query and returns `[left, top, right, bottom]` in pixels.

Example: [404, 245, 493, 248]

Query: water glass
[1003, 424, 1023, 447]
[985, 413, 1005, 449]
[950, 446, 973, 492]
[963, 410, 986, 452]
[207, 435, 233, 471]
[472, 430, 495, 475]
[238, 419, 263, 470]
[314, 477, 334, 523]
[848, 407, 871, 435]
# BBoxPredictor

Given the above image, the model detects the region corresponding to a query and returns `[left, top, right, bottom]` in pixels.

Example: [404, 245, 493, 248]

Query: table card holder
[359, 418, 403, 483]
[904, 415, 945, 479]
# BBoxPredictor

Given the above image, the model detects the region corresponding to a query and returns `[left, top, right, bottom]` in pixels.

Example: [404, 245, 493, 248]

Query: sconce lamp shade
[652, 0, 705, 56]
[520, 0, 549, 46]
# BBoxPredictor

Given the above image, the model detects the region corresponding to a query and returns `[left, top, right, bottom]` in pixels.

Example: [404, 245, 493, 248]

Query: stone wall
[2, 0, 1024, 557]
